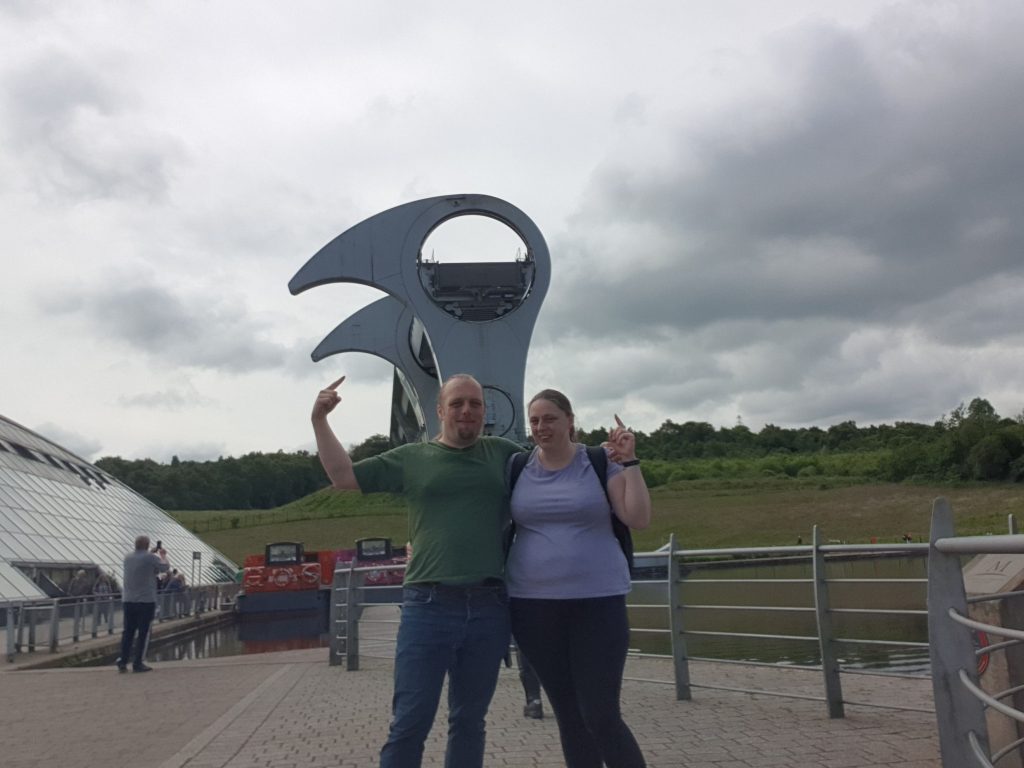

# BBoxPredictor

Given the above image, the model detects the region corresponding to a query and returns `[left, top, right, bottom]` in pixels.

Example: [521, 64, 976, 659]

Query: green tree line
[577, 397, 1024, 483]
[95, 438, 391, 512]
[97, 397, 1024, 511]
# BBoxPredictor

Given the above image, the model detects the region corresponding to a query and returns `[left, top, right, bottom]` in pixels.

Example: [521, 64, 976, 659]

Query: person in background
[507, 389, 651, 768]
[517, 646, 544, 719]
[94, 572, 113, 624]
[165, 569, 186, 617]
[68, 568, 92, 598]
[312, 373, 522, 768]
[118, 535, 169, 673]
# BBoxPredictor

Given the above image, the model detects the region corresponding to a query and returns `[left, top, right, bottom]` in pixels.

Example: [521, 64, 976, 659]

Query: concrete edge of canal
[3, 610, 236, 672]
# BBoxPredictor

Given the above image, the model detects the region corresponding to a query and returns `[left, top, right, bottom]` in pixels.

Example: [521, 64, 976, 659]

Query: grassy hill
[176, 477, 1024, 564]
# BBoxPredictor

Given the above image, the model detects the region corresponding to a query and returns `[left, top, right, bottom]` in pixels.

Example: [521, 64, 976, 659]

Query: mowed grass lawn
[185, 480, 1024, 564]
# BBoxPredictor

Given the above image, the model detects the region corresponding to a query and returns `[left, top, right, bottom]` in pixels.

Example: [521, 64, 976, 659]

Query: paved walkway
[1, 642, 939, 768]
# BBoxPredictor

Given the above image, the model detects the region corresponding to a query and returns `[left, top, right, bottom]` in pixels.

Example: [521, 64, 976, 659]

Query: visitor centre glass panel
[0, 416, 237, 605]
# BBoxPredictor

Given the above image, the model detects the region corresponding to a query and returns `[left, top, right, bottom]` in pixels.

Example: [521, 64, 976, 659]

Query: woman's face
[529, 398, 573, 448]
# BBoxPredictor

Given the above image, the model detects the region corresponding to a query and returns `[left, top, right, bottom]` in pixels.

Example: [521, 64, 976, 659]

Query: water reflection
[151, 611, 330, 662]
[74, 610, 330, 666]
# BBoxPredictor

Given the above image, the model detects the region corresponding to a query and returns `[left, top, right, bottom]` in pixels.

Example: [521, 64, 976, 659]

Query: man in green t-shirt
[312, 373, 521, 768]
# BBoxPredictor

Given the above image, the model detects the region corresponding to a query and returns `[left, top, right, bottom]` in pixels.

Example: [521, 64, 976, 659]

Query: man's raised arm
[311, 376, 361, 491]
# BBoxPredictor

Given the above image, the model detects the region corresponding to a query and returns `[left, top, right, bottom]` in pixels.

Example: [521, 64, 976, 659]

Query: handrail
[4, 583, 241, 662]
[928, 500, 1024, 767]
[329, 529, 933, 718]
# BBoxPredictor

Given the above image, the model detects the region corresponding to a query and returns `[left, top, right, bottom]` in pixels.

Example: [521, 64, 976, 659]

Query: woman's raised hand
[604, 414, 638, 463]
[312, 375, 346, 420]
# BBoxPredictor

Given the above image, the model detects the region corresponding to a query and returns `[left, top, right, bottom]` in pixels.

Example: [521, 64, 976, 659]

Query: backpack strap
[584, 445, 610, 501]
[508, 451, 531, 492]
[584, 446, 635, 571]
[504, 451, 532, 558]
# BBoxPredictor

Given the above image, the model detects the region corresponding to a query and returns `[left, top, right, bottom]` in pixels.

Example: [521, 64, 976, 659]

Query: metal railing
[329, 530, 932, 718]
[4, 583, 241, 662]
[627, 531, 931, 716]
[929, 497, 1024, 767]
[328, 559, 404, 669]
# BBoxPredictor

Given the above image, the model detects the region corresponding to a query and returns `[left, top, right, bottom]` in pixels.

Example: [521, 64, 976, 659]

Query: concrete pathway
[1, 644, 939, 768]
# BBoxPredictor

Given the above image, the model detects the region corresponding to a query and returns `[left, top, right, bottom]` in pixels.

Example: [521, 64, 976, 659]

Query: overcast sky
[2, 0, 1023, 462]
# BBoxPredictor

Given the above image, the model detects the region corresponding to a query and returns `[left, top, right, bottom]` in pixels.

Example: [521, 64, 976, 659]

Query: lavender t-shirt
[506, 444, 630, 599]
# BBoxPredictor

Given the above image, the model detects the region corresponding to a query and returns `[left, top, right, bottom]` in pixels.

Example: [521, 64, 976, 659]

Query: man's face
[437, 379, 485, 448]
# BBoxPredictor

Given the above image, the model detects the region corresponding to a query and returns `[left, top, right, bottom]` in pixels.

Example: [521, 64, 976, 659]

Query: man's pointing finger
[327, 375, 347, 390]
[614, 414, 626, 429]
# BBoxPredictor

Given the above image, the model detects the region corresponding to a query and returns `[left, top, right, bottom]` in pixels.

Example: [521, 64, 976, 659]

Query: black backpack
[507, 446, 635, 570]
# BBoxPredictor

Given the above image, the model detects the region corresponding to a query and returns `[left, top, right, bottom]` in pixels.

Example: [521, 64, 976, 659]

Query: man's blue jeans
[380, 582, 510, 768]
[119, 601, 156, 668]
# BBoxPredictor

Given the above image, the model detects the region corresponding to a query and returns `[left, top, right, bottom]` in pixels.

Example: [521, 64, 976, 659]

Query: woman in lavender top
[507, 389, 652, 768]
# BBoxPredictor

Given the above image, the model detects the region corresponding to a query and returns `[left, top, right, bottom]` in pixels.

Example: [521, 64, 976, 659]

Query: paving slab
[0, 644, 940, 768]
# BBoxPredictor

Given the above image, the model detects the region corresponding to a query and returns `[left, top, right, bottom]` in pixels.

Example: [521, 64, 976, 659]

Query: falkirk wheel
[290, 194, 551, 445]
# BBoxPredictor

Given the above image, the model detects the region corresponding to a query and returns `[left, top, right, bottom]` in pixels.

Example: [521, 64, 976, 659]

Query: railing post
[5, 604, 17, 662]
[346, 560, 361, 671]
[813, 525, 844, 718]
[90, 596, 99, 638]
[929, 496, 990, 766]
[667, 533, 691, 701]
[49, 599, 60, 652]
[1010, 514, 1018, 536]
[328, 565, 346, 667]
[26, 605, 36, 652]
[72, 598, 81, 642]
[109, 595, 119, 635]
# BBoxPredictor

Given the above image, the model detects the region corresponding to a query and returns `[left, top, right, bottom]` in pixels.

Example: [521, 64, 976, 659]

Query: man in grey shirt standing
[118, 535, 169, 673]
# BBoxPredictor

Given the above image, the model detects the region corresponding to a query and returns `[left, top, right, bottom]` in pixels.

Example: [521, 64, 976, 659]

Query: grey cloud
[898, 274, 1024, 347]
[536, 306, 1009, 434]
[0, 1, 53, 21]
[551, 3, 1024, 339]
[2, 50, 182, 201]
[286, 338, 397, 384]
[117, 385, 213, 411]
[533, 317, 858, 428]
[39, 282, 290, 373]
[34, 422, 103, 461]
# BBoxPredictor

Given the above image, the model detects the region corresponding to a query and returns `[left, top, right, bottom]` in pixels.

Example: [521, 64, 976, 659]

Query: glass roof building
[0, 415, 237, 606]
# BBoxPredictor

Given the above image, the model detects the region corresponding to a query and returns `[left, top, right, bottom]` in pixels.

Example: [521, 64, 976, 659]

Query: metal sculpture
[290, 194, 551, 443]
[312, 296, 440, 441]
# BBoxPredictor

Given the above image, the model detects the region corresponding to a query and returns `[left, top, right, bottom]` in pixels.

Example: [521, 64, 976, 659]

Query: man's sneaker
[116, 661, 127, 673]
[523, 699, 544, 719]
[132, 663, 153, 673]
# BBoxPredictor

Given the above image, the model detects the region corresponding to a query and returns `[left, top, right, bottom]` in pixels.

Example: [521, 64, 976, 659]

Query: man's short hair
[135, 535, 150, 551]
[436, 373, 482, 407]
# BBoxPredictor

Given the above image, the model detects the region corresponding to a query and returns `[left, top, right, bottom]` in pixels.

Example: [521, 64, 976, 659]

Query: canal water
[74, 610, 330, 666]
[76, 555, 930, 672]
[629, 554, 929, 672]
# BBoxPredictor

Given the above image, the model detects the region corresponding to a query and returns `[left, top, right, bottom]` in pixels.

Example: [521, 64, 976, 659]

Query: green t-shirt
[353, 436, 523, 585]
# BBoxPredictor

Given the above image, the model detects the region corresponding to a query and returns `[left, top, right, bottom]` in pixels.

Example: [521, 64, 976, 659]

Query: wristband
[621, 459, 640, 467]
